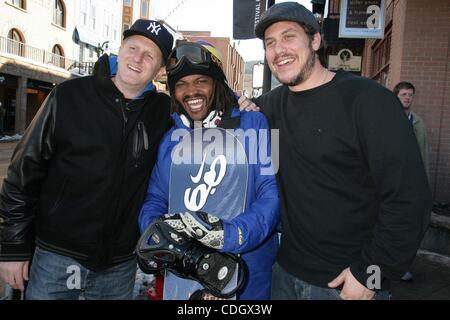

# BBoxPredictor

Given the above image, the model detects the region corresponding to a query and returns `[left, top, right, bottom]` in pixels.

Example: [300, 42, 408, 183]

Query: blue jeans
[26, 246, 137, 300]
[271, 262, 390, 300]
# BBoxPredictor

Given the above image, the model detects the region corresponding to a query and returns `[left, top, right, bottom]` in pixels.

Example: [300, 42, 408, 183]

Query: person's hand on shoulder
[236, 91, 260, 112]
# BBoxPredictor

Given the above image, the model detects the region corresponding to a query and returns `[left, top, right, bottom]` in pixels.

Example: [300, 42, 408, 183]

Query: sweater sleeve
[349, 86, 432, 289]
[222, 112, 280, 254]
[0, 90, 56, 260]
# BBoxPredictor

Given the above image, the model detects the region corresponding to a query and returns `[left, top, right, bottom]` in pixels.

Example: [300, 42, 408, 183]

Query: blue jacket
[139, 108, 279, 299]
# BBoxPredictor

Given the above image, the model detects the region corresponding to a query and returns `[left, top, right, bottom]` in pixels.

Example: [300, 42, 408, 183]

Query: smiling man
[0, 19, 173, 299]
[138, 41, 279, 300]
[252, 2, 432, 300]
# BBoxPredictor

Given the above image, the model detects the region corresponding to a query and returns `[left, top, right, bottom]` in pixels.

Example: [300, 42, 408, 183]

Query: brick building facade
[327, 0, 450, 202]
[361, 0, 450, 202]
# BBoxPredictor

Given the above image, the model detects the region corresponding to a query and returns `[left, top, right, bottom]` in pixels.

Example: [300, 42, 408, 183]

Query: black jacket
[0, 54, 171, 271]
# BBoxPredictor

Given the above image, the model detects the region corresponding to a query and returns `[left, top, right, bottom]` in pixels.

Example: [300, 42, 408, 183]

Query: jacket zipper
[120, 102, 128, 133]
[133, 121, 149, 167]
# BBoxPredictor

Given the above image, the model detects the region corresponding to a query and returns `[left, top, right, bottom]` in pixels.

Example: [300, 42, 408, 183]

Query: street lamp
[97, 41, 109, 57]
[252, 62, 264, 98]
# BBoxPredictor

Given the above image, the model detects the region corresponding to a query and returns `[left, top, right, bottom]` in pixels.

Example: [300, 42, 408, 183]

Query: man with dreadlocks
[138, 41, 279, 299]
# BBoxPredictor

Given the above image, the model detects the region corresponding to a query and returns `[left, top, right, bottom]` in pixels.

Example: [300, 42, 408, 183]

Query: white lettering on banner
[184, 154, 227, 212]
[254, 0, 263, 25]
[366, 5, 380, 29]
[66, 265, 81, 290]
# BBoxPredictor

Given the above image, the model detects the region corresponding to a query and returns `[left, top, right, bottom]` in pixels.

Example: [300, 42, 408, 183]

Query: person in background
[393, 81, 429, 174]
[393, 81, 429, 282]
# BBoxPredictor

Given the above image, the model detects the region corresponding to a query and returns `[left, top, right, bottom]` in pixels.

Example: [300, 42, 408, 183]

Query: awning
[73, 27, 99, 47]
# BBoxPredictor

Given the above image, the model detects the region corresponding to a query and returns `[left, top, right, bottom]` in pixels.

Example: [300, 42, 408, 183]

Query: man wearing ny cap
[0, 19, 173, 299]
[251, 2, 431, 300]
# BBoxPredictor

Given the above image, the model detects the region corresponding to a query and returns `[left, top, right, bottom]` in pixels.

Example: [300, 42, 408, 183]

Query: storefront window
[371, 28, 391, 87]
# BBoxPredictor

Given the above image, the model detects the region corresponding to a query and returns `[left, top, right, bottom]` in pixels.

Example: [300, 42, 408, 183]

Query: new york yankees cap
[123, 19, 174, 62]
[255, 2, 320, 39]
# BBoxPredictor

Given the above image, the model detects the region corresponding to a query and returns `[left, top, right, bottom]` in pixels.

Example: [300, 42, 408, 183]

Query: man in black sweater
[252, 2, 431, 300]
[0, 19, 173, 299]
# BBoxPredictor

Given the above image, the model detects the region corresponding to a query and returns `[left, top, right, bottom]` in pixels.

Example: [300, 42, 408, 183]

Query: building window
[90, 5, 96, 30]
[7, 28, 25, 57]
[52, 0, 65, 28]
[51, 44, 65, 68]
[80, 0, 87, 25]
[140, 0, 149, 18]
[8, 0, 26, 9]
[124, 0, 132, 7]
[52, 44, 63, 56]
[103, 25, 110, 38]
[104, 11, 114, 38]
[370, 29, 391, 87]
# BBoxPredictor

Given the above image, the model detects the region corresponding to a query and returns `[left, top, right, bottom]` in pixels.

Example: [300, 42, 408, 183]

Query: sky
[151, 0, 313, 62]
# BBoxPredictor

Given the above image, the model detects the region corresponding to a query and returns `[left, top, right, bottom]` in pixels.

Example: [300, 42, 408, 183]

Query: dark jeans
[271, 262, 390, 300]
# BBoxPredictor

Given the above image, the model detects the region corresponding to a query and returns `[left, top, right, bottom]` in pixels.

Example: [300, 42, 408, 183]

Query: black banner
[233, 0, 267, 39]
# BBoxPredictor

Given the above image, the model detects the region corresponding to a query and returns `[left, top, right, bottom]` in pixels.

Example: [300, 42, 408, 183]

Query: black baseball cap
[123, 19, 174, 62]
[255, 2, 320, 39]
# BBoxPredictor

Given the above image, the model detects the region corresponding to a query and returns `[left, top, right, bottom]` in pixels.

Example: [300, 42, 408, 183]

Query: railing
[0, 35, 76, 70]
[68, 61, 95, 76]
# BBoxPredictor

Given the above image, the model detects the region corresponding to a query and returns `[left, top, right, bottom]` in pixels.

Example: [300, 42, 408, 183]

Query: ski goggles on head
[166, 42, 223, 74]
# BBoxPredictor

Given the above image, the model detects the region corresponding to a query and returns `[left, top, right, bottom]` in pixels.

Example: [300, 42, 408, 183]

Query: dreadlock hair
[170, 79, 236, 118]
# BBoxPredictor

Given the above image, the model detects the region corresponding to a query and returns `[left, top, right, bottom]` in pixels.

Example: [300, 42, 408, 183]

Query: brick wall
[397, 0, 450, 202]
[388, 0, 407, 87]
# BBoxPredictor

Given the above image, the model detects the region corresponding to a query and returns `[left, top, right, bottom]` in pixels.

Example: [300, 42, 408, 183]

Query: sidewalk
[390, 252, 450, 299]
